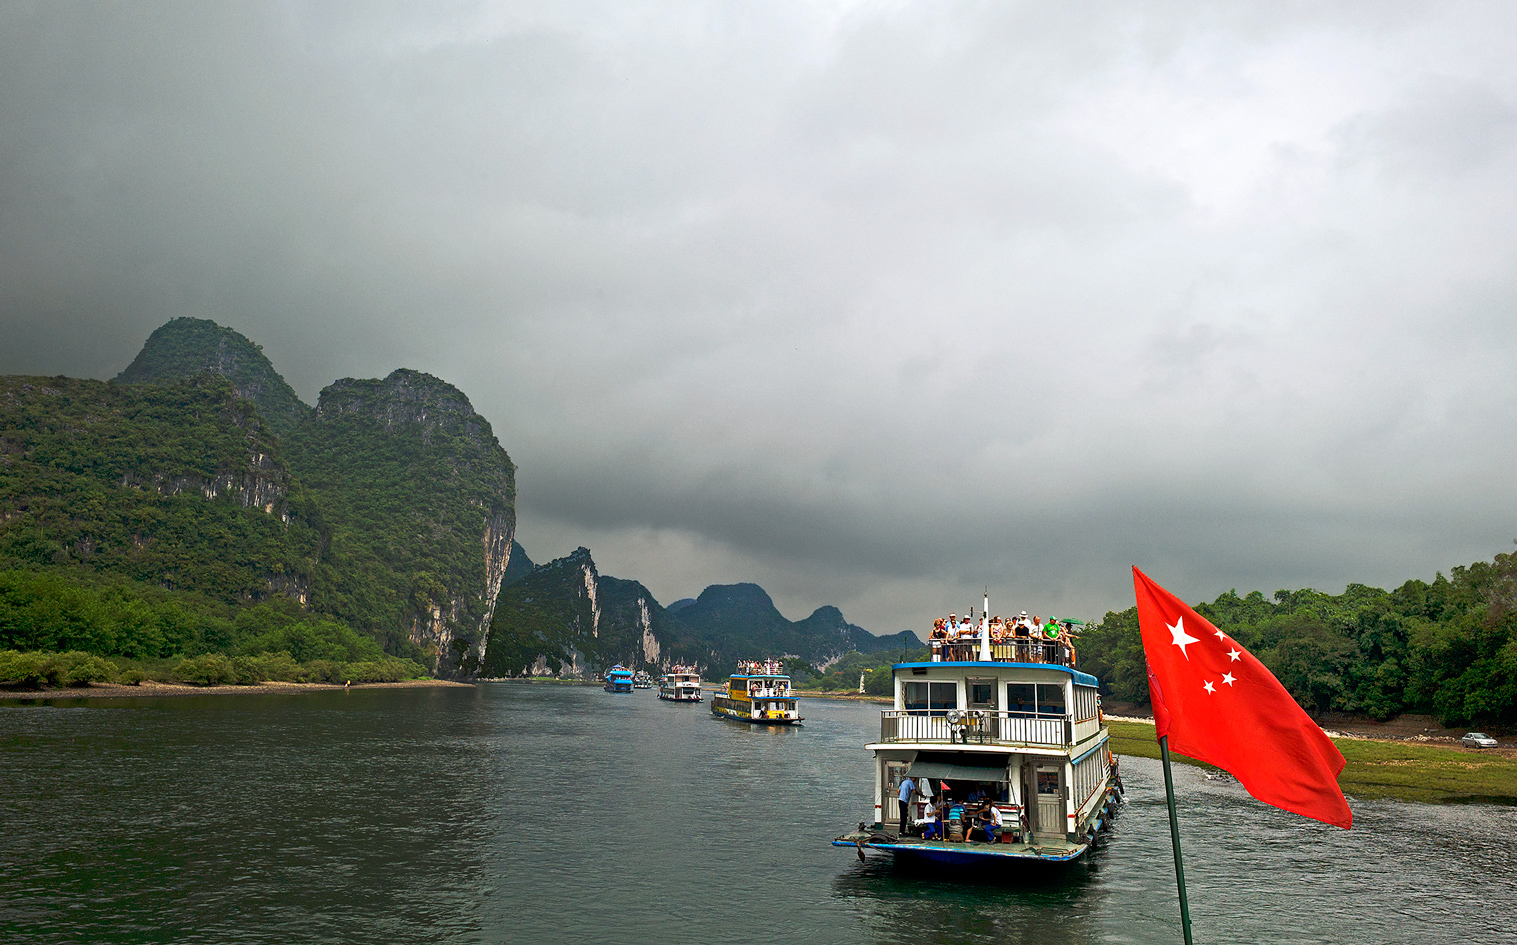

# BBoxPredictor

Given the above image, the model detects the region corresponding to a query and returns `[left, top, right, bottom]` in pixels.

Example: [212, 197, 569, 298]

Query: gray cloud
[4, 1, 1517, 633]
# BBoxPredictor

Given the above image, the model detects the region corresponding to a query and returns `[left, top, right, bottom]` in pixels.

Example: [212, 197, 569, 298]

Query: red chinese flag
[1133, 567, 1352, 829]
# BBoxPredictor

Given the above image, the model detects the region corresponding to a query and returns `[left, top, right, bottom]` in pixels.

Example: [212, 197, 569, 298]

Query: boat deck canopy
[907, 757, 1010, 782]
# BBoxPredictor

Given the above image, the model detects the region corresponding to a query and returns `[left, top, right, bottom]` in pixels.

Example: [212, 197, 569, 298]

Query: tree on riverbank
[1079, 549, 1517, 729]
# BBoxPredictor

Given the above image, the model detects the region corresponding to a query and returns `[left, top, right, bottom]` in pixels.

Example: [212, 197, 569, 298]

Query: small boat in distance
[659, 667, 703, 702]
[603, 665, 634, 693]
[711, 659, 802, 724]
[832, 595, 1121, 868]
[633, 670, 655, 689]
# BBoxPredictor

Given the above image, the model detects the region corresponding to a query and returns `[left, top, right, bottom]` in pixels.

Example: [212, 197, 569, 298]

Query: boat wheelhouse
[659, 668, 703, 702]
[711, 659, 803, 724]
[834, 599, 1120, 867]
[603, 665, 634, 693]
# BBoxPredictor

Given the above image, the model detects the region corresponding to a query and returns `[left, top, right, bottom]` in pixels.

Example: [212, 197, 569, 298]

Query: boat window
[1006, 683, 1036, 716]
[1073, 685, 1098, 721]
[929, 682, 957, 715]
[1037, 684, 1066, 715]
[904, 681, 929, 711]
[904, 681, 957, 715]
[967, 678, 996, 708]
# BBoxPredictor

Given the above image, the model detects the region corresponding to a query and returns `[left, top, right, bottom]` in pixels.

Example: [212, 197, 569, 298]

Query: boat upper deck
[726, 659, 796, 699]
[880, 651, 1102, 751]
[727, 675, 795, 699]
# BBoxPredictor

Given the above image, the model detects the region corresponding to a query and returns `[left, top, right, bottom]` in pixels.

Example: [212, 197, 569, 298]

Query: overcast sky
[4, 1, 1517, 634]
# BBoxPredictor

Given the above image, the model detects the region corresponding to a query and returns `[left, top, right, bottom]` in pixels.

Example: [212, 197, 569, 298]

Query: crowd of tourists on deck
[926, 610, 1078, 665]
[930, 611, 1075, 643]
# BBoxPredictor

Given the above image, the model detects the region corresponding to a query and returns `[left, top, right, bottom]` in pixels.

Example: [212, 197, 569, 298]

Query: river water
[1, 682, 1512, 944]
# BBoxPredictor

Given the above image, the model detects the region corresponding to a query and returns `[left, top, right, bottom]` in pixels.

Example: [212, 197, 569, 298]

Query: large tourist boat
[711, 659, 803, 724]
[832, 598, 1121, 866]
[658, 668, 703, 702]
[603, 665, 634, 693]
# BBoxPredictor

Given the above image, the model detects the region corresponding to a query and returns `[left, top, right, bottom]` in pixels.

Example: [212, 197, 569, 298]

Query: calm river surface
[1, 682, 1513, 944]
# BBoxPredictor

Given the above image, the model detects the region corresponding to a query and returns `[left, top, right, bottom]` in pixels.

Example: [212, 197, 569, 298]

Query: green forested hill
[0, 373, 323, 603]
[115, 318, 311, 438]
[1078, 551, 1517, 728]
[480, 548, 599, 677]
[0, 373, 424, 678]
[2, 320, 520, 681]
[283, 369, 517, 673]
[480, 549, 710, 677]
[502, 540, 534, 586]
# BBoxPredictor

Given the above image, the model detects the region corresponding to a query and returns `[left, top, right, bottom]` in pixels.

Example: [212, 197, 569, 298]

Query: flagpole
[1159, 735, 1194, 945]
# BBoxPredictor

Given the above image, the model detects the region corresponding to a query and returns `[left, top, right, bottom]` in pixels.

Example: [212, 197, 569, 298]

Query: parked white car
[1461, 732, 1498, 749]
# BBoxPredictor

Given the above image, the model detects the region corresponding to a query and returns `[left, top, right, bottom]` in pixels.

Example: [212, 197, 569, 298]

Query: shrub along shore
[0, 678, 472, 700]
[0, 648, 431, 692]
[1106, 718, 1517, 804]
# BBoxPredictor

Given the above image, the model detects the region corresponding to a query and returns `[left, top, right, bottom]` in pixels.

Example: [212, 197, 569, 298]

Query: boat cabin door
[1033, 763, 1065, 840]
[883, 760, 910, 828]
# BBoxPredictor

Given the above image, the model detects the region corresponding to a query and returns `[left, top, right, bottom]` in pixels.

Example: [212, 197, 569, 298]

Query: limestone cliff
[284, 369, 516, 677]
[480, 548, 710, 678]
[478, 550, 918, 679]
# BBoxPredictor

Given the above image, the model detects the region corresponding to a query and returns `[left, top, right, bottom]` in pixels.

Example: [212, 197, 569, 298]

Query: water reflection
[0, 689, 499, 945]
[833, 856, 1098, 945]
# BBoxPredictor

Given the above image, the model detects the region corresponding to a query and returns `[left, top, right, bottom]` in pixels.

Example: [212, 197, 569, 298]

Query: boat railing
[748, 687, 792, 698]
[878, 709, 1071, 747]
[931, 640, 1074, 667]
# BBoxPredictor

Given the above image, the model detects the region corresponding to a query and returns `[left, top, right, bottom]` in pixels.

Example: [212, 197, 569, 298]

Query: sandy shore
[791, 690, 891, 704]
[0, 678, 474, 700]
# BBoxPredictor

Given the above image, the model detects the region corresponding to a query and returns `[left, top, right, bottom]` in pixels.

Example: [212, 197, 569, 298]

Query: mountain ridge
[483, 555, 920, 678]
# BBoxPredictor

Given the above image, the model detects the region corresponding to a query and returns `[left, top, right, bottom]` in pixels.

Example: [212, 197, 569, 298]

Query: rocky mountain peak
[315, 369, 493, 447]
[114, 318, 310, 436]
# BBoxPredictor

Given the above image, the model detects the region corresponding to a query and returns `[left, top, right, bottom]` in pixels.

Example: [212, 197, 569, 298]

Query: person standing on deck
[898, 776, 917, 835]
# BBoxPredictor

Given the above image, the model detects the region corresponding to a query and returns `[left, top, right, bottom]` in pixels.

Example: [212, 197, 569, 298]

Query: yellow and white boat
[710, 659, 803, 725]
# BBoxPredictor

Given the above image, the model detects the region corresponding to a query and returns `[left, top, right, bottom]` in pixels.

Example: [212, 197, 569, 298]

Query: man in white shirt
[968, 803, 1003, 843]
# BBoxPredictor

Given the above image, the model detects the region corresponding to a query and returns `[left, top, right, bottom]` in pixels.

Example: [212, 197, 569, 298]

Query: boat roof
[893, 660, 1098, 688]
[730, 673, 790, 680]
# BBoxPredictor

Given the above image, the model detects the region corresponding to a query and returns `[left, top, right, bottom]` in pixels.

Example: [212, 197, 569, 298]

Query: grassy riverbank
[1107, 719, 1517, 803]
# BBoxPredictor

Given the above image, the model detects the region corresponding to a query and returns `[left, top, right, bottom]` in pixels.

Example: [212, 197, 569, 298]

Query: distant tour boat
[603, 665, 634, 693]
[833, 596, 1121, 868]
[632, 670, 655, 689]
[711, 659, 802, 724]
[659, 668, 703, 702]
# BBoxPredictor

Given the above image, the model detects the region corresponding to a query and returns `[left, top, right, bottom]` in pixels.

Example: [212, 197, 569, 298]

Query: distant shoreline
[0, 678, 474, 701]
[791, 689, 891, 704]
[1105, 717, 1517, 804]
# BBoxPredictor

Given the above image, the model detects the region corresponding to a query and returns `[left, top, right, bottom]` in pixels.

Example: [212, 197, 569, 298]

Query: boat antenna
[979, 586, 992, 661]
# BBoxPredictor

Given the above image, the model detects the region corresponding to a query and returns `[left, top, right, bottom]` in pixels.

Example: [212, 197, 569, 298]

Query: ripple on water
[1, 685, 1514, 944]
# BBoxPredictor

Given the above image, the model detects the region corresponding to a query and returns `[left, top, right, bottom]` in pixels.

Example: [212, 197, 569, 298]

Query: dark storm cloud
[4, 1, 1517, 631]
